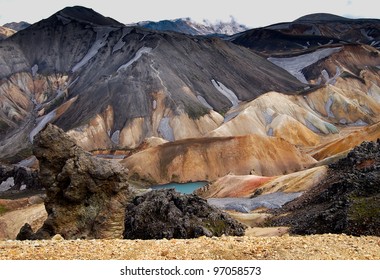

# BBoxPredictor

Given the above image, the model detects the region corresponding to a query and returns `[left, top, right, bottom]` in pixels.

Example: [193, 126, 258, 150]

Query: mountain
[0, 6, 305, 162]
[230, 13, 380, 54]
[3, 21, 31, 32]
[138, 17, 248, 36]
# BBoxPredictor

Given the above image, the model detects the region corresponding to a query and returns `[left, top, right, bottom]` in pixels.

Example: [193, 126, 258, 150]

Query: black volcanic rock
[231, 14, 380, 55]
[271, 139, 380, 236]
[123, 189, 246, 239]
[18, 124, 132, 239]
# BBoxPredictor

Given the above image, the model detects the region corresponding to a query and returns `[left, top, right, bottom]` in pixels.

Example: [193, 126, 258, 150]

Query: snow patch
[263, 108, 275, 125]
[31, 64, 38, 77]
[29, 110, 57, 142]
[268, 47, 342, 83]
[111, 130, 120, 144]
[158, 117, 175, 141]
[0, 177, 14, 192]
[72, 27, 117, 72]
[223, 111, 239, 123]
[117, 47, 152, 72]
[152, 100, 157, 110]
[360, 28, 374, 40]
[112, 28, 130, 53]
[208, 192, 303, 213]
[339, 119, 347, 124]
[322, 67, 341, 85]
[211, 79, 239, 107]
[325, 96, 335, 118]
[351, 119, 368, 126]
[68, 76, 80, 88]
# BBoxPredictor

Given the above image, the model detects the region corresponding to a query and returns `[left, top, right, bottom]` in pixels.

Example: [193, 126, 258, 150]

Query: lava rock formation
[123, 189, 246, 239]
[17, 124, 131, 240]
[271, 139, 380, 236]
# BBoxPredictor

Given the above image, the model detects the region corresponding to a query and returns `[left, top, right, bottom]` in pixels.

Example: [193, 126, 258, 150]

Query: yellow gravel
[0, 234, 379, 260]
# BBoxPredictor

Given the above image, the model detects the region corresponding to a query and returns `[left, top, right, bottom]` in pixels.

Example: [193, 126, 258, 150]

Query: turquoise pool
[151, 181, 208, 194]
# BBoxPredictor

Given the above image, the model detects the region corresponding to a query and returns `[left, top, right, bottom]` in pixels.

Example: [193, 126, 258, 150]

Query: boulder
[123, 189, 246, 239]
[18, 124, 131, 239]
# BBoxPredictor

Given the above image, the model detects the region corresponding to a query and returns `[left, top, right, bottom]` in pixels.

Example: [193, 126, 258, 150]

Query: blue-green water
[151, 181, 208, 194]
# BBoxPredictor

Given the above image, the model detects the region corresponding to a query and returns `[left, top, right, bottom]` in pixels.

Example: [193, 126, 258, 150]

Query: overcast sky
[0, 0, 379, 27]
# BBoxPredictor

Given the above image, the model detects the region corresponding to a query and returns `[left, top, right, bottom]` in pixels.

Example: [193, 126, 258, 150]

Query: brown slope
[121, 134, 316, 185]
[0, 26, 16, 40]
[310, 121, 380, 160]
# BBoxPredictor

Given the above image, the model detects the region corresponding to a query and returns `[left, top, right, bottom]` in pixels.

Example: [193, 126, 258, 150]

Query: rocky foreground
[0, 234, 379, 260]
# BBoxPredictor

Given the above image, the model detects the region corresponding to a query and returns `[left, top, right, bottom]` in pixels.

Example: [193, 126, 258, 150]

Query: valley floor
[0, 234, 379, 260]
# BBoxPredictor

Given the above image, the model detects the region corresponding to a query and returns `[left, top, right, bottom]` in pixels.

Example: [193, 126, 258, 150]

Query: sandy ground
[0, 233, 379, 260]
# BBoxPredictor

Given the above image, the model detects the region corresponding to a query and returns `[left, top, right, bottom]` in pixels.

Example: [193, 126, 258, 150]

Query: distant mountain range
[1, 16, 247, 40]
[137, 17, 248, 36]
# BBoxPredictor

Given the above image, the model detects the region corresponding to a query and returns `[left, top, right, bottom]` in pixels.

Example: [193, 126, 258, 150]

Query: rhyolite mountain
[0, 6, 306, 162]
[137, 17, 248, 36]
[0, 6, 379, 183]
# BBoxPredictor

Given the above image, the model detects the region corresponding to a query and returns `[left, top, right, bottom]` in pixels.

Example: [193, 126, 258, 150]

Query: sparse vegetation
[0, 204, 8, 215]
[184, 103, 210, 120]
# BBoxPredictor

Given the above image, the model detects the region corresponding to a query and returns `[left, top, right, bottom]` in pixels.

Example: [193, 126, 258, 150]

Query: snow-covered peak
[138, 17, 249, 36]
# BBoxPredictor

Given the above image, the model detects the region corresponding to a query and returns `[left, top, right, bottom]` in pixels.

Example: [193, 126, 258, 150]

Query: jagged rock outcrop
[271, 139, 380, 236]
[17, 124, 131, 240]
[123, 189, 246, 239]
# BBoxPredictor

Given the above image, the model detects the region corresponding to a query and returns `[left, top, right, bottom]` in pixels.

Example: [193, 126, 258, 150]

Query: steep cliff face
[0, 6, 306, 162]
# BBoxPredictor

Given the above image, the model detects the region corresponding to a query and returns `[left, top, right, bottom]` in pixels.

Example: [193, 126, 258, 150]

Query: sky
[0, 0, 379, 28]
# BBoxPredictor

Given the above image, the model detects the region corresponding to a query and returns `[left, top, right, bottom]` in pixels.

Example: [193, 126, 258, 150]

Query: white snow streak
[72, 27, 117, 72]
[31, 64, 38, 77]
[112, 28, 130, 53]
[211, 79, 239, 107]
[117, 47, 152, 72]
[268, 47, 342, 83]
[158, 117, 175, 141]
[325, 96, 335, 118]
[0, 177, 14, 192]
[29, 110, 57, 142]
[111, 130, 120, 144]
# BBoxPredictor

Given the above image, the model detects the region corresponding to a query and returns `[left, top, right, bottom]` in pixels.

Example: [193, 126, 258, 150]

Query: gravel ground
[0, 234, 379, 260]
